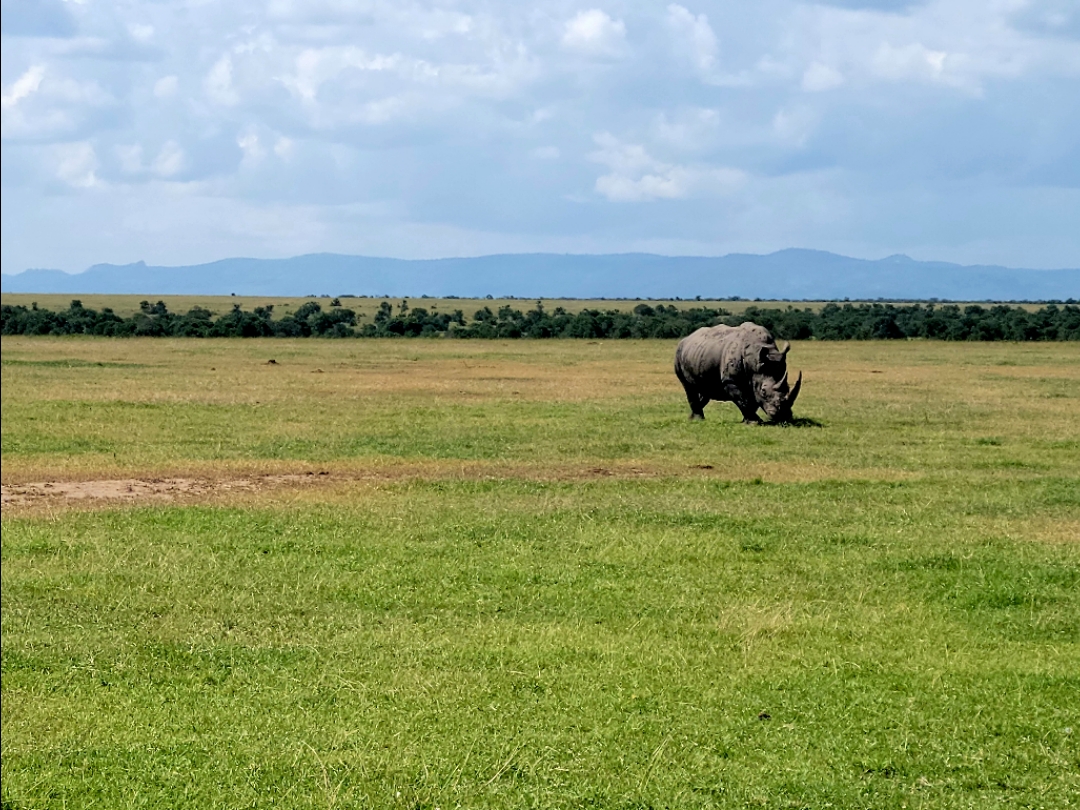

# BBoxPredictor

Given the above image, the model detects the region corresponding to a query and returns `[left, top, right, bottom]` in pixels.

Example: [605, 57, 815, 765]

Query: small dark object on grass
[770, 416, 824, 428]
[266, 359, 277, 365]
[758, 711, 771, 721]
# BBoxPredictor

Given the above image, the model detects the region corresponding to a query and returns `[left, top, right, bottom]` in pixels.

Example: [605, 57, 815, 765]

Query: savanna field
[1, 334, 1078, 809]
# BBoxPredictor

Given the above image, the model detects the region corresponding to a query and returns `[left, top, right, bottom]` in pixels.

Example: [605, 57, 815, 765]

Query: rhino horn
[783, 370, 802, 406]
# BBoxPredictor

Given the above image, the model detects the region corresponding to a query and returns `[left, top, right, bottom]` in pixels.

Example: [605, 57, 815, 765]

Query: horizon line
[5, 248, 1080, 277]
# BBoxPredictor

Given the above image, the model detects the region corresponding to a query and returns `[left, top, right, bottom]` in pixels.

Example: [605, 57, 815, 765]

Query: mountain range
[3, 250, 1077, 301]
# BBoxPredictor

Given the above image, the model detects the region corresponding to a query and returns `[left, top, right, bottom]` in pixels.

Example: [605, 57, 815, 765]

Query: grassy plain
[3, 293, 746, 320]
[2, 336, 1079, 809]
[3, 293, 1045, 321]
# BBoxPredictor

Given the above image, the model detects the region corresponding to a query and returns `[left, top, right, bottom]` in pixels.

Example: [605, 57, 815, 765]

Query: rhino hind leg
[683, 387, 707, 421]
[675, 360, 707, 421]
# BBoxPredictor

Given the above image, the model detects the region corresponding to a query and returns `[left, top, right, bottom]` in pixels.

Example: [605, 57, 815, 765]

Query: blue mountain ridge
[3, 249, 1077, 301]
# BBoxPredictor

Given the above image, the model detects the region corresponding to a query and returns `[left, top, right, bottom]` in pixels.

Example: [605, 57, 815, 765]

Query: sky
[2, 0, 1079, 275]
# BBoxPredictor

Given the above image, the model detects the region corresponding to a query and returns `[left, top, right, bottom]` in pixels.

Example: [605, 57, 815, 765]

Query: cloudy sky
[2, 0, 1078, 274]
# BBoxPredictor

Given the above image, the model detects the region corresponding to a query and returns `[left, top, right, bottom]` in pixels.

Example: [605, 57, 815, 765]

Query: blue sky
[2, 0, 1078, 274]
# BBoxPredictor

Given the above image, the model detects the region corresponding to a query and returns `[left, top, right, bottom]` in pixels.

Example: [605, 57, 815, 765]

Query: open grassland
[4, 293, 1047, 320]
[1, 338, 1078, 485]
[2, 337, 1079, 809]
[3, 294, 749, 320]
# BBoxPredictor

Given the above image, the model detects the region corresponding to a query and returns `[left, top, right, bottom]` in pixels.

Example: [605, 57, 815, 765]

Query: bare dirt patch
[1, 473, 329, 510]
[1, 465, 654, 510]
[1, 460, 915, 514]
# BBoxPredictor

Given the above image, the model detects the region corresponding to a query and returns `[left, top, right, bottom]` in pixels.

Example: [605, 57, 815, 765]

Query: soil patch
[1, 473, 329, 510]
[0, 466, 656, 511]
[1, 461, 913, 513]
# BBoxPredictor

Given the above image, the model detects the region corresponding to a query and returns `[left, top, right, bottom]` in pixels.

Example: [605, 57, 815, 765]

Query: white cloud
[115, 141, 187, 177]
[115, 143, 144, 174]
[562, 9, 626, 56]
[279, 47, 401, 103]
[55, 142, 100, 188]
[654, 108, 720, 151]
[2, 0, 1079, 274]
[272, 37, 537, 129]
[530, 146, 560, 160]
[1, 68, 113, 140]
[274, 136, 294, 159]
[238, 131, 266, 165]
[801, 61, 844, 92]
[779, 1, 1080, 96]
[205, 55, 239, 105]
[772, 106, 818, 148]
[666, 5, 719, 75]
[2, 66, 46, 110]
[47, 76, 111, 106]
[590, 132, 745, 202]
[152, 141, 185, 177]
[413, 10, 474, 40]
[595, 169, 690, 202]
[355, 96, 407, 125]
[591, 133, 659, 176]
[153, 75, 178, 98]
[872, 42, 948, 82]
[128, 23, 154, 42]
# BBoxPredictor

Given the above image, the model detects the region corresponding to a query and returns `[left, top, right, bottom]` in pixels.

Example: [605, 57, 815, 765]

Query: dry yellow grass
[3, 292, 1044, 319]
[2, 336, 1078, 499]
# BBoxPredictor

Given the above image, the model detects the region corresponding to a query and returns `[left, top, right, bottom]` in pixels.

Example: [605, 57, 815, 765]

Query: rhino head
[753, 341, 802, 422]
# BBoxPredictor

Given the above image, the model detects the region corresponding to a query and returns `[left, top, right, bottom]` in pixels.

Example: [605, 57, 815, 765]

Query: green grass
[2, 337, 1079, 808]
[3, 481, 1078, 808]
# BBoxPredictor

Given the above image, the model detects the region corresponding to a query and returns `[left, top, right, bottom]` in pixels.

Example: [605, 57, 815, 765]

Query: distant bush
[3, 299, 1078, 340]
[729, 303, 1080, 342]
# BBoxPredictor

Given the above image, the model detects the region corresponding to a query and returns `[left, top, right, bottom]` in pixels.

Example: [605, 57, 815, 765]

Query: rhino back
[676, 323, 779, 382]
[676, 325, 743, 383]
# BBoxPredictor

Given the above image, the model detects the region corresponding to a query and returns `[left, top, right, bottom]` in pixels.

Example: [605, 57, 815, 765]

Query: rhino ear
[764, 344, 786, 363]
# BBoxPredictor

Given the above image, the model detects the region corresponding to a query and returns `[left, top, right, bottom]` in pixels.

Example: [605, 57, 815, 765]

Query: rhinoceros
[674, 322, 802, 423]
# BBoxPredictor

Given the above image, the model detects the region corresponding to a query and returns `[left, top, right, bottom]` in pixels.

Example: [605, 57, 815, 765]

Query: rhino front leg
[724, 383, 761, 424]
[738, 406, 763, 425]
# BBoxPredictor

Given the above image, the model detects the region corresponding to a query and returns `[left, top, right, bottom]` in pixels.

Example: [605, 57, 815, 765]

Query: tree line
[3, 298, 1079, 341]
